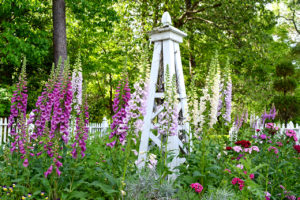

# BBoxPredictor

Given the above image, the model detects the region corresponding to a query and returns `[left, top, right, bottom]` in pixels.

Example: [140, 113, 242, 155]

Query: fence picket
[0, 117, 109, 144]
[0, 118, 3, 144]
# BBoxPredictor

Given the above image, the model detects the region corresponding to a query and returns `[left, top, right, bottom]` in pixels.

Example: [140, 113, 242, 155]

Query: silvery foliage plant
[125, 169, 176, 200]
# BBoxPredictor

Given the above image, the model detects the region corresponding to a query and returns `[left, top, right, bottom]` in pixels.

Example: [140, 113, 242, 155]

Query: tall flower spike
[157, 70, 179, 137]
[124, 78, 149, 138]
[209, 66, 221, 128]
[31, 61, 73, 177]
[188, 78, 200, 135]
[71, 92, 89, 159]
[223, 59, 232, 125]
[108, 78, 131, 147]
[8, 58, 29, 164]
[217, 77, 224, 117]
[71, 55, 83, 113]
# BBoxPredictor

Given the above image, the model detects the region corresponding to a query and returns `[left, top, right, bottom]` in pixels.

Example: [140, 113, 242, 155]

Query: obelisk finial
[162, 12, 172, 26]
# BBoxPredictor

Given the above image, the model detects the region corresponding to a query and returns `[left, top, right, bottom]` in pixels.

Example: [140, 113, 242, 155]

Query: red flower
[294, 145, 300, 153]
[226, 146, 232, 150]
[235, 140, 251, 148]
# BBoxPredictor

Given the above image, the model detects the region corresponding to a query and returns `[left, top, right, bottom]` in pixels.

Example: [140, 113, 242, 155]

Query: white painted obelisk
[137, 12, 190, 179]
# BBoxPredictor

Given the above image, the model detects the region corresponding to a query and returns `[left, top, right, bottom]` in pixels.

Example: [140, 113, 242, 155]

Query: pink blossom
[249, 173, 254, 179]
[280, 185, 286, 190]
[260, 134, 267, 140]
[286, 130, 298, 142]
[251, 146, 260, 152]
[243, 171, 247, 174]
[268, 146, 279, 154]
[266, 123, 274, 129]
[276, 142, 283, 147]
[190, 183, 203, 193]
[233, 146, 243, 152]
[236, 164, 243, 169]
[265, 191, 271, 200]
[224, 169, 231, 173]
[231, 178, 239, 185]
[23, 159, 29, 167]
[244, 148, 252, 154]
[231, 178, 245, 190]
[132, 149, 138, 156]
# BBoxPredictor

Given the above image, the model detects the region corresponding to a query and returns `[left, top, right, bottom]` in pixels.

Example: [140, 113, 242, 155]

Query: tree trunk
[53, 0, 67, 72]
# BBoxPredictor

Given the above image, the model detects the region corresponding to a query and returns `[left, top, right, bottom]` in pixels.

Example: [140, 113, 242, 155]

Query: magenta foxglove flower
[8, 60, 29, 166]
[108, 79, 131, 147]
[23, 159, 29, 167]
[71, 96, 89, 159]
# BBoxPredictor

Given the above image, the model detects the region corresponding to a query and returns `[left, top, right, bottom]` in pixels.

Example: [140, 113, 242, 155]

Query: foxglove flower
[8, 59, 29, 165]
[71, 57, 83, 113]
[108, 79, 131, 147]
[209, 66, 220, 128]
[71, 96, 89, 158]
[156, 75, 179, 137]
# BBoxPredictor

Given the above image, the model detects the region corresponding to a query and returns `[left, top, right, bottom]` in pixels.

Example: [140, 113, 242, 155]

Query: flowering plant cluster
[226, 119, 299, 198]
[235, 140, 251, 148]
[189, 53, 232, 136]
[286, 129, 298, 142]
[7, 60, 89, 179]
[294, 145, 300, 153]
[261, 105, 276, 127]
[231, 177, 244, 191]
[8, 60, 29, 167]
[124, 78, 149, 145]
[190, 183, 203, 193]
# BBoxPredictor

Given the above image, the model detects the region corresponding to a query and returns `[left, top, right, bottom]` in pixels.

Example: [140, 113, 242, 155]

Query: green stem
[265, 165, 269, 192]
[164, 133, 169, 168]
[69, 165, 76, 192]
[200, 131, 207, 185]
[121, 126, 133, 193]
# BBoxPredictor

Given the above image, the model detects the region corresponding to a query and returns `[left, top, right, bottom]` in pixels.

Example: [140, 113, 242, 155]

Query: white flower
[209, 67, 220, 128]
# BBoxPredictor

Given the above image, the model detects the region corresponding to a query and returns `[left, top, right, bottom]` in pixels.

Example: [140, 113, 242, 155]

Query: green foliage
[275, 61, 295, 77]
[273, 60, 299, 124]
[273, 78, 297, 93]
[273, 95, 299, 123]
[0, 87, 12, 117]
[0, 134, 125, 199]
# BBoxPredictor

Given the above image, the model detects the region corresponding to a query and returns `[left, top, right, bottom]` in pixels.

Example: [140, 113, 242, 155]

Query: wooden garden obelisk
[137, 12, 190, 178]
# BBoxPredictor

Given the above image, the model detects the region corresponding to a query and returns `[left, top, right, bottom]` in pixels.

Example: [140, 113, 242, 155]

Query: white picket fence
[229, 121, 300, 144]
[0, 117, 109, 144]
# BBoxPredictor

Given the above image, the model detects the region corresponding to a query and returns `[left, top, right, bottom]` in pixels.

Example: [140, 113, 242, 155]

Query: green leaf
[67, 191, 89, 200]
[89, 181, 118, 195]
